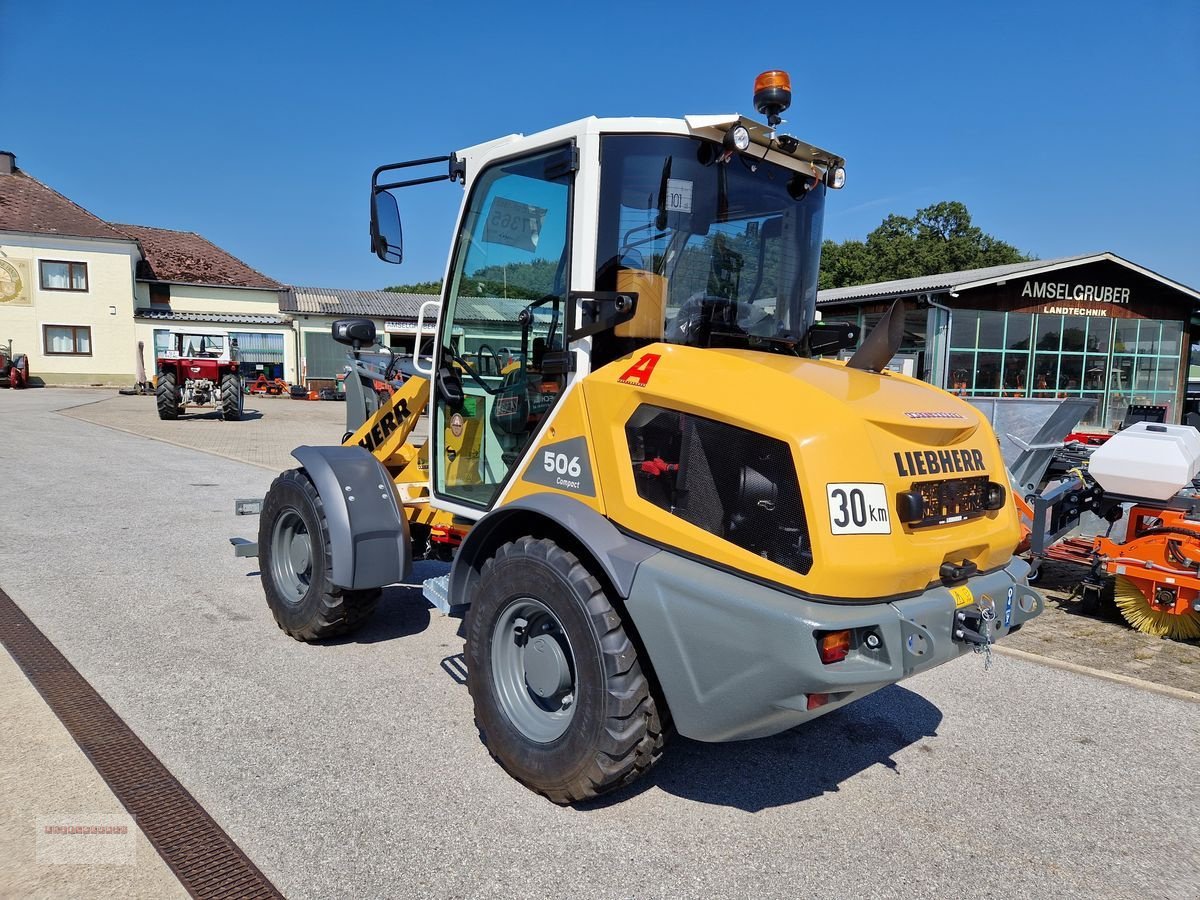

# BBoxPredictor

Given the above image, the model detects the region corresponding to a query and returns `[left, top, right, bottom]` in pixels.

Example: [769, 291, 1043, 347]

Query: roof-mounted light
[723, 124, 751, 154]
[826, 165, 846, 190]
[753, 70, 792, 127]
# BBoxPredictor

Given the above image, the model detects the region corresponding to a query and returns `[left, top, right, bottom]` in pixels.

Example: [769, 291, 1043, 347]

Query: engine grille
[626, 405, 812, 573]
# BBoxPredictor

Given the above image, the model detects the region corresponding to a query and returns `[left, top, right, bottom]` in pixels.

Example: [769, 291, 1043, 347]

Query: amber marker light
[817, 629, 852, 664]
[753, 70, 792, 126]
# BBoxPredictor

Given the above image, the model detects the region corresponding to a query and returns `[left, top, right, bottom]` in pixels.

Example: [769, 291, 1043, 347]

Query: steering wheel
[666, 294, 739, 342]
[475, 343, 503, 378]
[449, 352, 504, 395]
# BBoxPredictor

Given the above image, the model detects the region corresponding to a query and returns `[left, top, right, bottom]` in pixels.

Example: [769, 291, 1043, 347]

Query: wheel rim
[270, 509, 313, 603]
[491, 597, 577, 743]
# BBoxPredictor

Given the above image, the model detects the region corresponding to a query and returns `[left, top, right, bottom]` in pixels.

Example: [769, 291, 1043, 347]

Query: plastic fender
[448, 493, 658, 607]
[292, 445, 412, 590]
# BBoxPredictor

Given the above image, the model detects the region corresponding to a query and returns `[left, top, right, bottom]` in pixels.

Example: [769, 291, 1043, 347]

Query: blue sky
[2, 1, 1197, 291]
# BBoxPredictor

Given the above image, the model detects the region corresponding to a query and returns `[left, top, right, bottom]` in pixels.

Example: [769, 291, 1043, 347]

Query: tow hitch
[953, 598, 997, 669]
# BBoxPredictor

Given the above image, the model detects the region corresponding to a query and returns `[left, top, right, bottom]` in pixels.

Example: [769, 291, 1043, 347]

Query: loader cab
[371, 110, 847, 519]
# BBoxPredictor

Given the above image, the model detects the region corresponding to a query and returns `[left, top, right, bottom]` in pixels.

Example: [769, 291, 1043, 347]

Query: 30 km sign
[826, 483, 892, 535]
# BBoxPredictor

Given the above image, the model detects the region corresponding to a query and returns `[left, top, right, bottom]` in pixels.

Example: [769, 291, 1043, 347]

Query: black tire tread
[221, 372, 242, 421]
[156, 370, 179, 420]
[467, 537, 667, 804]
[259, 468, 381, 641]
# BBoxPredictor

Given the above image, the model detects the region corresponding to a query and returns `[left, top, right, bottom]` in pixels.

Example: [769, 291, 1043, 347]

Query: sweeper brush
[1110, 574, 1200, 641]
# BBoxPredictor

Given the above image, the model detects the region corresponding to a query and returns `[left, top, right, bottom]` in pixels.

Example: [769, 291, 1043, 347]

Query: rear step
[423, 574, 467, 616]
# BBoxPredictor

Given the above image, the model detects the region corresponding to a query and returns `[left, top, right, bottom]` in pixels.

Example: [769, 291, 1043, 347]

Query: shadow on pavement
[337, 587, 432, 644]
[588, 685, 942, 812]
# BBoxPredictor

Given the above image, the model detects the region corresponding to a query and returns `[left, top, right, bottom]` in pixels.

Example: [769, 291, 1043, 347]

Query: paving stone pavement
[59, 389, 428, 472]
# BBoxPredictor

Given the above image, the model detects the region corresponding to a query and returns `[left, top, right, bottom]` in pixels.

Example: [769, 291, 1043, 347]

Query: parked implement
[0, 339, 28, 388]
[156, 328, 242, 421]
[238, 72, 1042, 803]
[1028, 422, 1200, 640]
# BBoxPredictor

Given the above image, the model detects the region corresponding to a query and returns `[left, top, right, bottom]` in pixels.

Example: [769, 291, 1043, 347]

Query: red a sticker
[617, 353, 661, 388]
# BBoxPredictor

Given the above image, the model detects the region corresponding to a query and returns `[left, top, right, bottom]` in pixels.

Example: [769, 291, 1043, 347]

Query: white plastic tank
[1088, 422, 1200, 501]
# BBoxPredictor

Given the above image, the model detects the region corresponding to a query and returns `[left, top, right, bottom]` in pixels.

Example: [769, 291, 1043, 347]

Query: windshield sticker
[664, 179, 693, 214]
[484, 197, 546, 252]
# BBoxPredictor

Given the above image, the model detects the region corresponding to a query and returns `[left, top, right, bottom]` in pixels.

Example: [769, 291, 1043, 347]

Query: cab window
[434, 145, 573, 508]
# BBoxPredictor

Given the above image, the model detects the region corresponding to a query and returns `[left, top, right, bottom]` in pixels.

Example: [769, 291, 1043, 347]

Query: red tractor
[0, 339, 29, 389]
[155, 329, 243, 420]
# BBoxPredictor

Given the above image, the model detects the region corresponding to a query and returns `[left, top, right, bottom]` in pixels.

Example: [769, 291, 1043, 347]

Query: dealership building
[817, 253, 1200, 429]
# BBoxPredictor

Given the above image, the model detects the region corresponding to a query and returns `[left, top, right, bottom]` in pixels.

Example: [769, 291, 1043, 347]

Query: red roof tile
[0, 168, 133, 242]
[115, 223, 281, 290]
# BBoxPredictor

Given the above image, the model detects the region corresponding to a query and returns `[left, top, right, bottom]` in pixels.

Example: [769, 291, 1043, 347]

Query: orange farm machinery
[1027, 422, 1200, 640]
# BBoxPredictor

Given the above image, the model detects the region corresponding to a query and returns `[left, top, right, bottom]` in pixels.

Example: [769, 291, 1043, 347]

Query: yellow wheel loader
[236, 72, 1043, 803]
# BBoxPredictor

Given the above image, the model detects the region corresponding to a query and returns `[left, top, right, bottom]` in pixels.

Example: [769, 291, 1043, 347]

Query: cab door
[432, 144, 575, 512]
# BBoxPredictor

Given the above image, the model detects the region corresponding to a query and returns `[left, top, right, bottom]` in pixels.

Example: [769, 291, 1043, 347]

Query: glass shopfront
[947, 312, 1183, 428]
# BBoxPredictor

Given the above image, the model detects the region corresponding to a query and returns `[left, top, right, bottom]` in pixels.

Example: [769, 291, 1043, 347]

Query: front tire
[221, 373, 243, 421]
[259, 468, 381, 641]
[464, 537, 667, 803]
[156, 370, 180, 419]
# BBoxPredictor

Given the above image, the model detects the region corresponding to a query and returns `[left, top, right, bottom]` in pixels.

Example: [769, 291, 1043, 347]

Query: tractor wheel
[221, 373, 243, 421]
[156, 371, 180, 419]
[464, 537, 668, 804]
[258, 468, 381, 641]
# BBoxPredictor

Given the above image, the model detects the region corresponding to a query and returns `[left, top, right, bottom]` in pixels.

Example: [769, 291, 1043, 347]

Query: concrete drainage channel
[0, 585, 283, 900]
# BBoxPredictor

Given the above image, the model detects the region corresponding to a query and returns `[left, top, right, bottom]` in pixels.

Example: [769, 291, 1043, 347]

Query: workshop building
[817, 253, 1200, 428]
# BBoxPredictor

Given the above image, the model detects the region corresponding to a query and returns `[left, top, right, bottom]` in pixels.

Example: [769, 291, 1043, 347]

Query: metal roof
[135, 308, 291, 326]
[283, 287, 433, 319]
[283, 287, 513, 323]
[816, 252, 1200, 305]
[816, 254, 1097, 304]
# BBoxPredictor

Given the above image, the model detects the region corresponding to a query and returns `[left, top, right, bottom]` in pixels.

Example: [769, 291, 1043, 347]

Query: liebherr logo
[894, 448, 986, 477]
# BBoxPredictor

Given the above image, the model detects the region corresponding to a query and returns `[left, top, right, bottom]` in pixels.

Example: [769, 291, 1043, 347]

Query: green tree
[819, 201, 1033, 289]
[384, 280, 443, 294]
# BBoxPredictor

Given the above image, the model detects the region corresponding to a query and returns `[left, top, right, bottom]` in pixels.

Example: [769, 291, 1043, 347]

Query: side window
[435, 146, 573, 508]
[625, 404, 812, 574]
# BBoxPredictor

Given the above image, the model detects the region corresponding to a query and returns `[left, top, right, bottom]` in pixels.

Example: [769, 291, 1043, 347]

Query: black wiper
[707, 330, 801, 355]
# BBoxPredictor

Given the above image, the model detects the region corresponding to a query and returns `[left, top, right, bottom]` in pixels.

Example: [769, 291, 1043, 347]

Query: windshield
[595, 134, 825, 354]
[169, 333, 226, 357]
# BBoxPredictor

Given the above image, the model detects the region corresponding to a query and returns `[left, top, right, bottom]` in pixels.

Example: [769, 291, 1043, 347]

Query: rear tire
[259, 468, 381, 641]
[464, 537, 668, 804]
[156, 370, 180, 419]
[221, 373, 243, 421]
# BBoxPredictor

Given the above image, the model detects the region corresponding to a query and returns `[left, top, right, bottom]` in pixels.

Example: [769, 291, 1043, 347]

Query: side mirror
[371, 189, 403, 264]
[435, 366, 464, 409]
[806, 321, 859, 356]
[332, 318, 377, 348]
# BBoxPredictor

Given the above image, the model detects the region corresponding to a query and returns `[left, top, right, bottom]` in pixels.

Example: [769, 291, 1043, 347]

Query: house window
[149, 282, 171, 305]
[43, 324, 92, 355]
[40, 260, 88, 291]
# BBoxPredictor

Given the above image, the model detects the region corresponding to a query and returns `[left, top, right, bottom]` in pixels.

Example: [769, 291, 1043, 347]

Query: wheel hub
[289, 532, 311, 573]
[491, 597, 577, 743]
[270, 509, 312, 602]
[523, 633, 572, 698]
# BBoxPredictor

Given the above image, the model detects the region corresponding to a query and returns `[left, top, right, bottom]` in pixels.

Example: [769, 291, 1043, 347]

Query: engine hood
[582, 344, 1020, 601]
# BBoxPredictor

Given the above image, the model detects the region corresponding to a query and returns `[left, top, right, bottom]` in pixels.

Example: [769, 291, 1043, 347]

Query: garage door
[302, 330, 347, 380]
